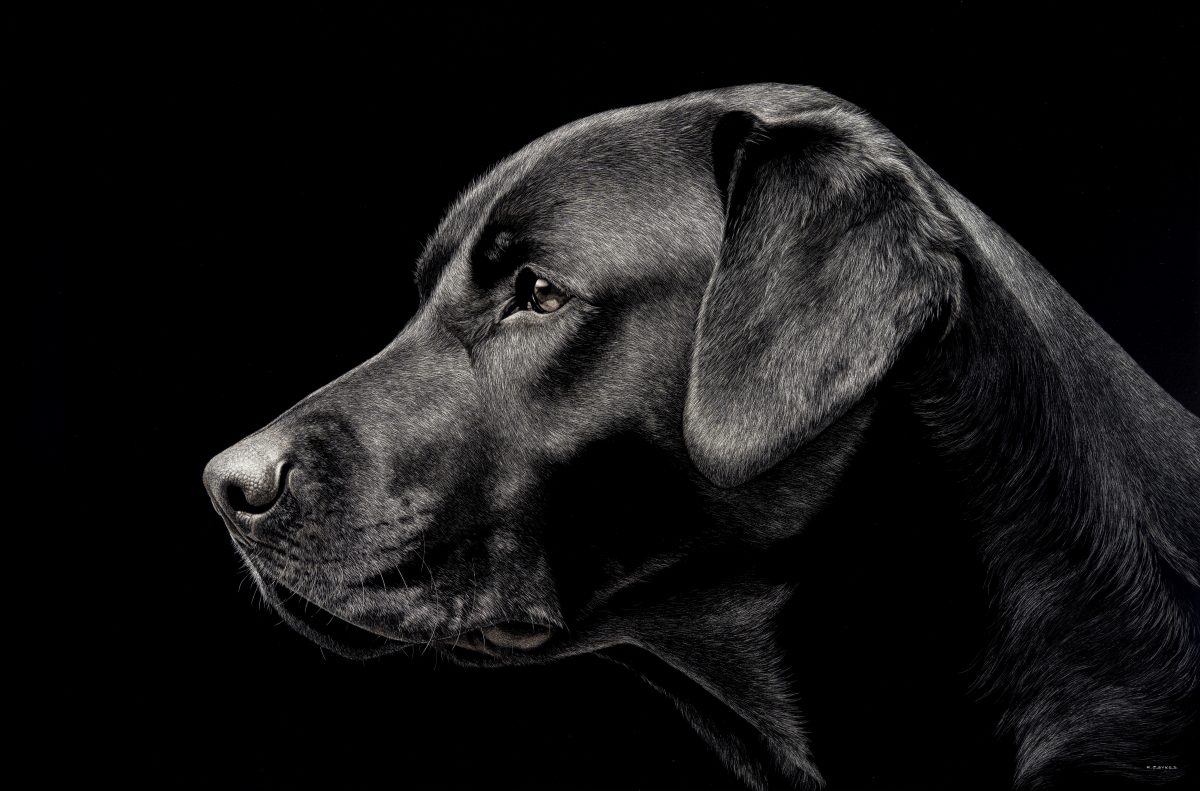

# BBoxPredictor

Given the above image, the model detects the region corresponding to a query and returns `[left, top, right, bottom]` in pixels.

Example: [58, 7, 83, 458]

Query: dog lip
[480, 622, 556, 651]
[250, 567, 561, 658]
[262, 578, 410, 658]
[433, 622, 557, 658]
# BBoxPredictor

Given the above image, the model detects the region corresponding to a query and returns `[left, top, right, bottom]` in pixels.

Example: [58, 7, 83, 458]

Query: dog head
[203, 84, 960, 663]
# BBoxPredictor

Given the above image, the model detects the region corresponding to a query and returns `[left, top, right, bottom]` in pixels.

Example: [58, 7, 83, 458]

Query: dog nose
[203, 436, 291, 519]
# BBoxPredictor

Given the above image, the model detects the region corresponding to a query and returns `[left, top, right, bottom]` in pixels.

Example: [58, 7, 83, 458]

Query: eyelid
[496, 270, 577, 323]
[515, 265, 591, 304]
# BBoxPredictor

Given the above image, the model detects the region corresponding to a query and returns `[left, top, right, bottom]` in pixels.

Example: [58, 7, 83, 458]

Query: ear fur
[685, 107, 961, 487]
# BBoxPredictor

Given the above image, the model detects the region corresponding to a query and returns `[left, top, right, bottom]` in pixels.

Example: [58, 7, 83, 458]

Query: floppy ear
[684, 108, 961, 487]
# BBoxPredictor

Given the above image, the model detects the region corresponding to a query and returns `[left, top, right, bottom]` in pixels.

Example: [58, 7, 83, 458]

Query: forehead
[416, 102, 725, 296]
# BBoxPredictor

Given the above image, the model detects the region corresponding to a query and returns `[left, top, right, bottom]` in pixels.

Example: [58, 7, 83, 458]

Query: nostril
[204, 439, 291, 521]
[224, 462, 290, 514]
[225, 481, 267, 515]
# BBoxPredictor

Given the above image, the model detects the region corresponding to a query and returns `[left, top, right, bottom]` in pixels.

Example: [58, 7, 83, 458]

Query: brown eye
[506, 268, 572, 320]
[530, 277, 569, 313]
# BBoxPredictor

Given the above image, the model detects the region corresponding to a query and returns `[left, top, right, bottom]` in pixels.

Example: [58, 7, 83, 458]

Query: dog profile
[203, 84, 1199, 789]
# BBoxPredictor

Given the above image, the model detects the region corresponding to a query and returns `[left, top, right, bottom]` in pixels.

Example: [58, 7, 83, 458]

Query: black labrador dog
[204, 84, 1199, 790]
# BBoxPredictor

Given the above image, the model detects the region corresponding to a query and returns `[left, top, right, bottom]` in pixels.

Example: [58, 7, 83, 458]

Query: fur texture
[204, 84, 1200, 789]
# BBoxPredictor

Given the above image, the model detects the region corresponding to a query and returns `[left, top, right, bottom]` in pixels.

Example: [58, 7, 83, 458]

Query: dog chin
[254, 572, 559, 663]
[254, 576, 412, 659]
[433, 622, 557, 664]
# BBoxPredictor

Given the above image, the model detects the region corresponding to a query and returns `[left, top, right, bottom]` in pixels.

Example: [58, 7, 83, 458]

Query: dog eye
[531, 277, 568, 313]
[511, 268, 570, 316]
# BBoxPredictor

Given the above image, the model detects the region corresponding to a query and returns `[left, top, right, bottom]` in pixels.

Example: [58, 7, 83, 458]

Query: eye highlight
[531, 277, 567, 313]
[507, 268, 571, 318]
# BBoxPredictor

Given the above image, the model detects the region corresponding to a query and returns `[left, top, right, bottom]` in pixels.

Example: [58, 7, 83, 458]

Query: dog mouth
[438, 622, 556, 658]
[257, 575, 557, 661]
[260, 578, 408, 659]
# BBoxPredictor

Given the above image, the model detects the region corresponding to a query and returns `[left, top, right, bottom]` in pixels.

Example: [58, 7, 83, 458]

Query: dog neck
[599, 571, 823, 790]
[593, 396, 983, 790]
[605, 196, 1198, 790]
[901, 190, 1200, 786]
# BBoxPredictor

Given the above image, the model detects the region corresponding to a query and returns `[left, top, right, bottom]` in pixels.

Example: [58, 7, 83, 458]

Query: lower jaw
[264, 579, 408, 659]
[261, 578, 557, 661]
[437, 622, 556, 658]
[481, 622, 555, 650]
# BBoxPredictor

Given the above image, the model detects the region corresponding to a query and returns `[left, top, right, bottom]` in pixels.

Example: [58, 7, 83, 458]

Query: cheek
[473, 303, 694, 462]
[474, 310, 613, 455]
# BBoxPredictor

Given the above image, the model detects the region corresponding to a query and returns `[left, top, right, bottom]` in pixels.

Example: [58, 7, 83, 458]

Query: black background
[16, 2, 1199, 788]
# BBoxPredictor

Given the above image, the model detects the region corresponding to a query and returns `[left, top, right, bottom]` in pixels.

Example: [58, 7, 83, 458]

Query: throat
[598, 576, 824, 791]
[605, 394, 1012, 788]
[599, 645, 815, 791]
[780, 394, 1012, 787]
